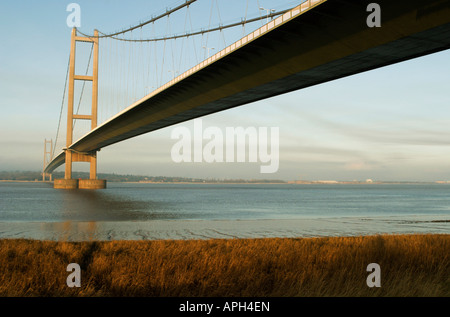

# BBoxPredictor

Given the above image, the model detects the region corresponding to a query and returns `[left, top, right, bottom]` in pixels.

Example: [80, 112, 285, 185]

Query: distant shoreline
[1, 179, 449, 185]
[2, 171, 450, 185]
[0, 180, 44, 183]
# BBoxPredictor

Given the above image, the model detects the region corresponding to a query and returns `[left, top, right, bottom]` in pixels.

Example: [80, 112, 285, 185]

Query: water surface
[0, 182, 448, 240]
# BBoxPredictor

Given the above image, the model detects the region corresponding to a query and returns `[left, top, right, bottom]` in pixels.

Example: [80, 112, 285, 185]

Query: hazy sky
[1, 0, 449, 181]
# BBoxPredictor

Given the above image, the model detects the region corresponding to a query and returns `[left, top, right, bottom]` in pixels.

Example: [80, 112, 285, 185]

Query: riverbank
[0, 234, 448, 296]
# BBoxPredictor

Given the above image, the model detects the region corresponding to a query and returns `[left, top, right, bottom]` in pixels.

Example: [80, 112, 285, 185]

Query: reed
[0, 234, 448, 297]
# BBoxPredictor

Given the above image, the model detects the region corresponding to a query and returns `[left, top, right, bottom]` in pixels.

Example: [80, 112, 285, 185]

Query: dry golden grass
[0, 234, 448, 297]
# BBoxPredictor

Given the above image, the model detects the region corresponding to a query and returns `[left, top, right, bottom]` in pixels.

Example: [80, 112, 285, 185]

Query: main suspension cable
[76, 0, 198, 39]
[99, 9, 289, 43]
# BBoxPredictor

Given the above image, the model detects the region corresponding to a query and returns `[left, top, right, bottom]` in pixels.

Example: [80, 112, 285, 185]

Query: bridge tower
[54, 28, 106, 189]
[42, 139, 53, 182]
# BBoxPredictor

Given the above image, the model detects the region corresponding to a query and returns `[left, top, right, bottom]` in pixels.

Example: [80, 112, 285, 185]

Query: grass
[0, 234, 448, 297]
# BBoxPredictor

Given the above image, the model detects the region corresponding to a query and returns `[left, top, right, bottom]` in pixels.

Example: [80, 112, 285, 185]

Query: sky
[0, 0, 449, 182]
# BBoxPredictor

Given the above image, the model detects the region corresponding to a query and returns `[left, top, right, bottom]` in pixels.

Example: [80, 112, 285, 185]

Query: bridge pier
[53, 28, 106, 190]
[54, 179, 79, 189]
[79, 179, 107, 189]
[54, 179, 106, 190]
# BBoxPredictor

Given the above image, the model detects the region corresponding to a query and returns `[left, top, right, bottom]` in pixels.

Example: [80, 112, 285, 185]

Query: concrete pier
[79, 179, 107, 189]
[54, 179, 79, 189]
[54, 179, 106, 189]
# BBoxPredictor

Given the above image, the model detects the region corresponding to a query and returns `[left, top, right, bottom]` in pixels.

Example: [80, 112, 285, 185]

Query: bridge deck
[45, 0, 450, 173]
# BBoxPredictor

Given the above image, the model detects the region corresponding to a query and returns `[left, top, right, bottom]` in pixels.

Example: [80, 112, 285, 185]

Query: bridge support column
[42, 139, 53, 182]
[53, 28, 106, 189]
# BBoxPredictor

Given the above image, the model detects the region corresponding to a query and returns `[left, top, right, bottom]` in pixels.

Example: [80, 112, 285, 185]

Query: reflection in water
[58, 189, 172, 222]
[48, 221, 98, 241]
[54, 188, 180, 240]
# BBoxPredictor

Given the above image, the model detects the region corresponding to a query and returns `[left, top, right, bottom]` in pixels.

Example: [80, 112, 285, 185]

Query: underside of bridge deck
[45, 0, 450, 175]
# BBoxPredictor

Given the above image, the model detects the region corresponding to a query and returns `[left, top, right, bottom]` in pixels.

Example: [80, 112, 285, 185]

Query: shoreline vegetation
[0, 234, 448, 297]
[1, 171, 450, 184]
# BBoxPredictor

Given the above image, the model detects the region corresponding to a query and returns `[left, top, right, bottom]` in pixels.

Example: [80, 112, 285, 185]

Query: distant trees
[0, 171, 286, 183]
[0, 171, 42, 181]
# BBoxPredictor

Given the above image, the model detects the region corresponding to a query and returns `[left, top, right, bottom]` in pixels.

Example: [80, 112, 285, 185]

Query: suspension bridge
[42, 0, 450, 189]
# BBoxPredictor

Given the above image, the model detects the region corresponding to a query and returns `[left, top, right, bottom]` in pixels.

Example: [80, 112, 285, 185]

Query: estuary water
[0, 181, 448, 241]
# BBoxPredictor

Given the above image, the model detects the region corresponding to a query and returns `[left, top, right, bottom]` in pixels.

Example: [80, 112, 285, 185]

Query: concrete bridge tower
[42, 139, 53, 182]
[54, 28, 106, 189]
